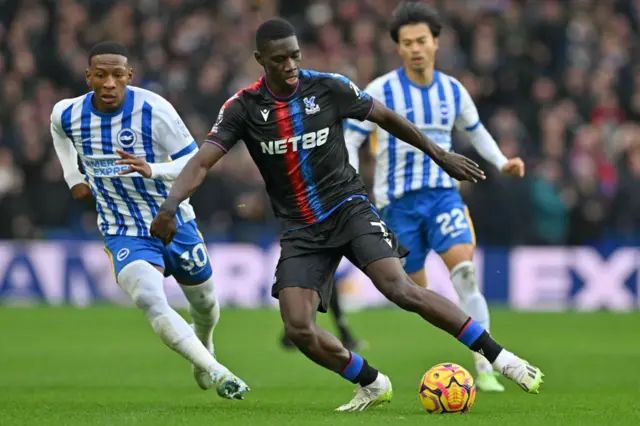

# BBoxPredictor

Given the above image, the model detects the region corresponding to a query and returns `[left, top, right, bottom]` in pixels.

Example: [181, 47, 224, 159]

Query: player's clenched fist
[115, 149, 152, 178]
[150, 210, 177, 246]
[437, 152, 486, 183]
[501, 157, 525, 177]
[71, 183, 93, 200]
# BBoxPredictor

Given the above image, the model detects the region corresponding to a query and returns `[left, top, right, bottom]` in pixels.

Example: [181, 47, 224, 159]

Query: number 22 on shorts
[436, 208, 469, 238]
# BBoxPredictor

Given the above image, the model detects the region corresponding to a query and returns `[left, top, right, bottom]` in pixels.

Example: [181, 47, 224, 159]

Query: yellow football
[418, 363, 476, 414]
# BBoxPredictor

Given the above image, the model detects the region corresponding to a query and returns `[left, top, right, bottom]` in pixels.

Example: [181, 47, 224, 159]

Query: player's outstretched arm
[151, 92, 244, 244]
[151, 143, 225, 245]
[367, 100, 485, 183]
[454, 82, 525, 177]
[116, 97, 201, 180]
[115, 149, 196, 180]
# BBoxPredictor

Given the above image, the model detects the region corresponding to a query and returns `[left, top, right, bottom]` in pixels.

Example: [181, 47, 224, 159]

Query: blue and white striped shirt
[50, 86, 197, 237]
[345, 68, 506, 209]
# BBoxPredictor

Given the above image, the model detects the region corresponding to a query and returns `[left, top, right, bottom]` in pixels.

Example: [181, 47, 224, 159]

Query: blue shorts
[380, 188, 475, 274]
[104, 220, 212, 284]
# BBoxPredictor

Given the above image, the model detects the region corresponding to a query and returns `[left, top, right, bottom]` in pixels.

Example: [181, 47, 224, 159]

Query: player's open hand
[115, 149, 152, 178]
[438, 152, 486, 183]
[150, 210, 177, 246]
[501, 157, 525, 177]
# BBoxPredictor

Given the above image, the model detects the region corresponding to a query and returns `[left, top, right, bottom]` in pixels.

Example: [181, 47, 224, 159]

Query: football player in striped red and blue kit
[50, 41, 248, 399]
[345, 2, 526, 392]
[151, 19, 543, 411]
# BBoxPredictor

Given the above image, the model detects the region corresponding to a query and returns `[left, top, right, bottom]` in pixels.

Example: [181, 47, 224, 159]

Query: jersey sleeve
[343, 80, 383, 171]
[344, 79, 382, 138]
[204, 94, 246, 153]
[453, 82, 481, 132]
[50, 102, 86, 189]
[453, 81, 508, 170]
[325, 74, 374, 121]
[153, 100, 198, 160]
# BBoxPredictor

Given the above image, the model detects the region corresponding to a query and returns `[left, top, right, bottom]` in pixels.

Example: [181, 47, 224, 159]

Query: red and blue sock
[340, 352, 378, 387]
[456, 317, 503, 362]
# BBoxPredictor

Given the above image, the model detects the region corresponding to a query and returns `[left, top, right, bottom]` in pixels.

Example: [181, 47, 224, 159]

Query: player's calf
[280, 288, 349, 371]
[364, 257, 544, 393]
[179, 276, 220, 354]
[117, 261, 249, 397]
[180, 277, 222, 390]
[279, 287, 383, 390]
[449, 261, 497, 380]
[118, 261, 218, 369]
[366, 258, 468, 332]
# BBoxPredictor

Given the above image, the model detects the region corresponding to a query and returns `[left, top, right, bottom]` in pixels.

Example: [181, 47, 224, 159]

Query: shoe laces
[502, 363, 526, 381]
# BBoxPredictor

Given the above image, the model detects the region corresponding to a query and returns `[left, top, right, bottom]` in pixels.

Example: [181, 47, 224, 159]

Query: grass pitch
[0, 307, 639, 425]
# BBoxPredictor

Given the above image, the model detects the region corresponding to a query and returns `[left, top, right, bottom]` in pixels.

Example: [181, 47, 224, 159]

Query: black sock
[469, 331, 503, 363]
[354, 359, 379, 387]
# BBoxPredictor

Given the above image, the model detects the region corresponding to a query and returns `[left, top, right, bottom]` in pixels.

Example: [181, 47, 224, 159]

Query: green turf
[1, 307, 639, 425]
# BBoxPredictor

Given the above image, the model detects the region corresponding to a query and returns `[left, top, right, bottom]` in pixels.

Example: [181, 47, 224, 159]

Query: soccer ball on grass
[418, 363, 476, 414]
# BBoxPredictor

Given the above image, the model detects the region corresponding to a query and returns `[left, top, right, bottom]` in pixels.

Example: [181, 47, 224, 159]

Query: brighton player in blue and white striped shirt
[345, 3, 525, 392]
[50, 41, 248, 399]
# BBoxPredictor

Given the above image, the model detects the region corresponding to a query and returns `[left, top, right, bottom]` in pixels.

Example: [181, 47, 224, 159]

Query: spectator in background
[529, 159, 568, 245]
[611, 144, 640, 239]
[0, 0, 638, 247]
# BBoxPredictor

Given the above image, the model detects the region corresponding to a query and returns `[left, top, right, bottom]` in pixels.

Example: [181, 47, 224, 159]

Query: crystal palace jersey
[205, 70, 374, 230]
[50, 86, 198, 237]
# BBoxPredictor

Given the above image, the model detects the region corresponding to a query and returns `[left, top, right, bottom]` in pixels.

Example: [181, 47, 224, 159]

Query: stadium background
[0, 0, 638, 309]
[1, 1, 640, 425]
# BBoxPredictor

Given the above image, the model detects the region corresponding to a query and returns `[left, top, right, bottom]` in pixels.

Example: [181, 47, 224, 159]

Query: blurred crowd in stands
[0, 0, 639, 246]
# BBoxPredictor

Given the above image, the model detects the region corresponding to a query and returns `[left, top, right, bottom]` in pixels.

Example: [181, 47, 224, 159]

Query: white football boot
[335, 373, 393, 412]
[190, 324, 250, 399]
[497, 354, 544, 394]
[194, 364, 249, 400]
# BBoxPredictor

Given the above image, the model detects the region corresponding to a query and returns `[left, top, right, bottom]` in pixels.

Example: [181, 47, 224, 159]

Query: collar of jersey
[398, 67, 439, 90]
[87, 88, 133, 117]
[263, 75, 300, 101]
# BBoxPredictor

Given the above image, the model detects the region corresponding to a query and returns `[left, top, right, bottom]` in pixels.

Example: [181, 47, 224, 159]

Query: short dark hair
[389, 2, 443, 43]
[88, 41, 129, 65]
[255, 18, 296, 52]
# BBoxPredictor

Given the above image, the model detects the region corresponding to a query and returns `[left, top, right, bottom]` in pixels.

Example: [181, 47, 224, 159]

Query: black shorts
[272, 196, 409, 312]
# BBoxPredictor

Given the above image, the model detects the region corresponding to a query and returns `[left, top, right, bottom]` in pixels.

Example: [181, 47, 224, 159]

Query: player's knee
[130, 284, 168, 316]
[450, 261, 478, 302]
[119, 261, 168, 315]
[192, 286, 217, 311]
[283, 316, 316, 348]
[200, 294, 217, 312]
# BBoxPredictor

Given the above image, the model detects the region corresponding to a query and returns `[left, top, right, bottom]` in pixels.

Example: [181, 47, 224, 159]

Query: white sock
[492, 349, 517, 372]
[179, 276, 219, 354]
[450, 261, 493, 373]
[117, 261, 226, 374]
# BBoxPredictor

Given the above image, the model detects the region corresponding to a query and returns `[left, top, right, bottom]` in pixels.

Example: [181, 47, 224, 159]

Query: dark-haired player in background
[345, 1, 526, 392]
[151, 19, 544, 411]
[50, 41, 248, 400]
